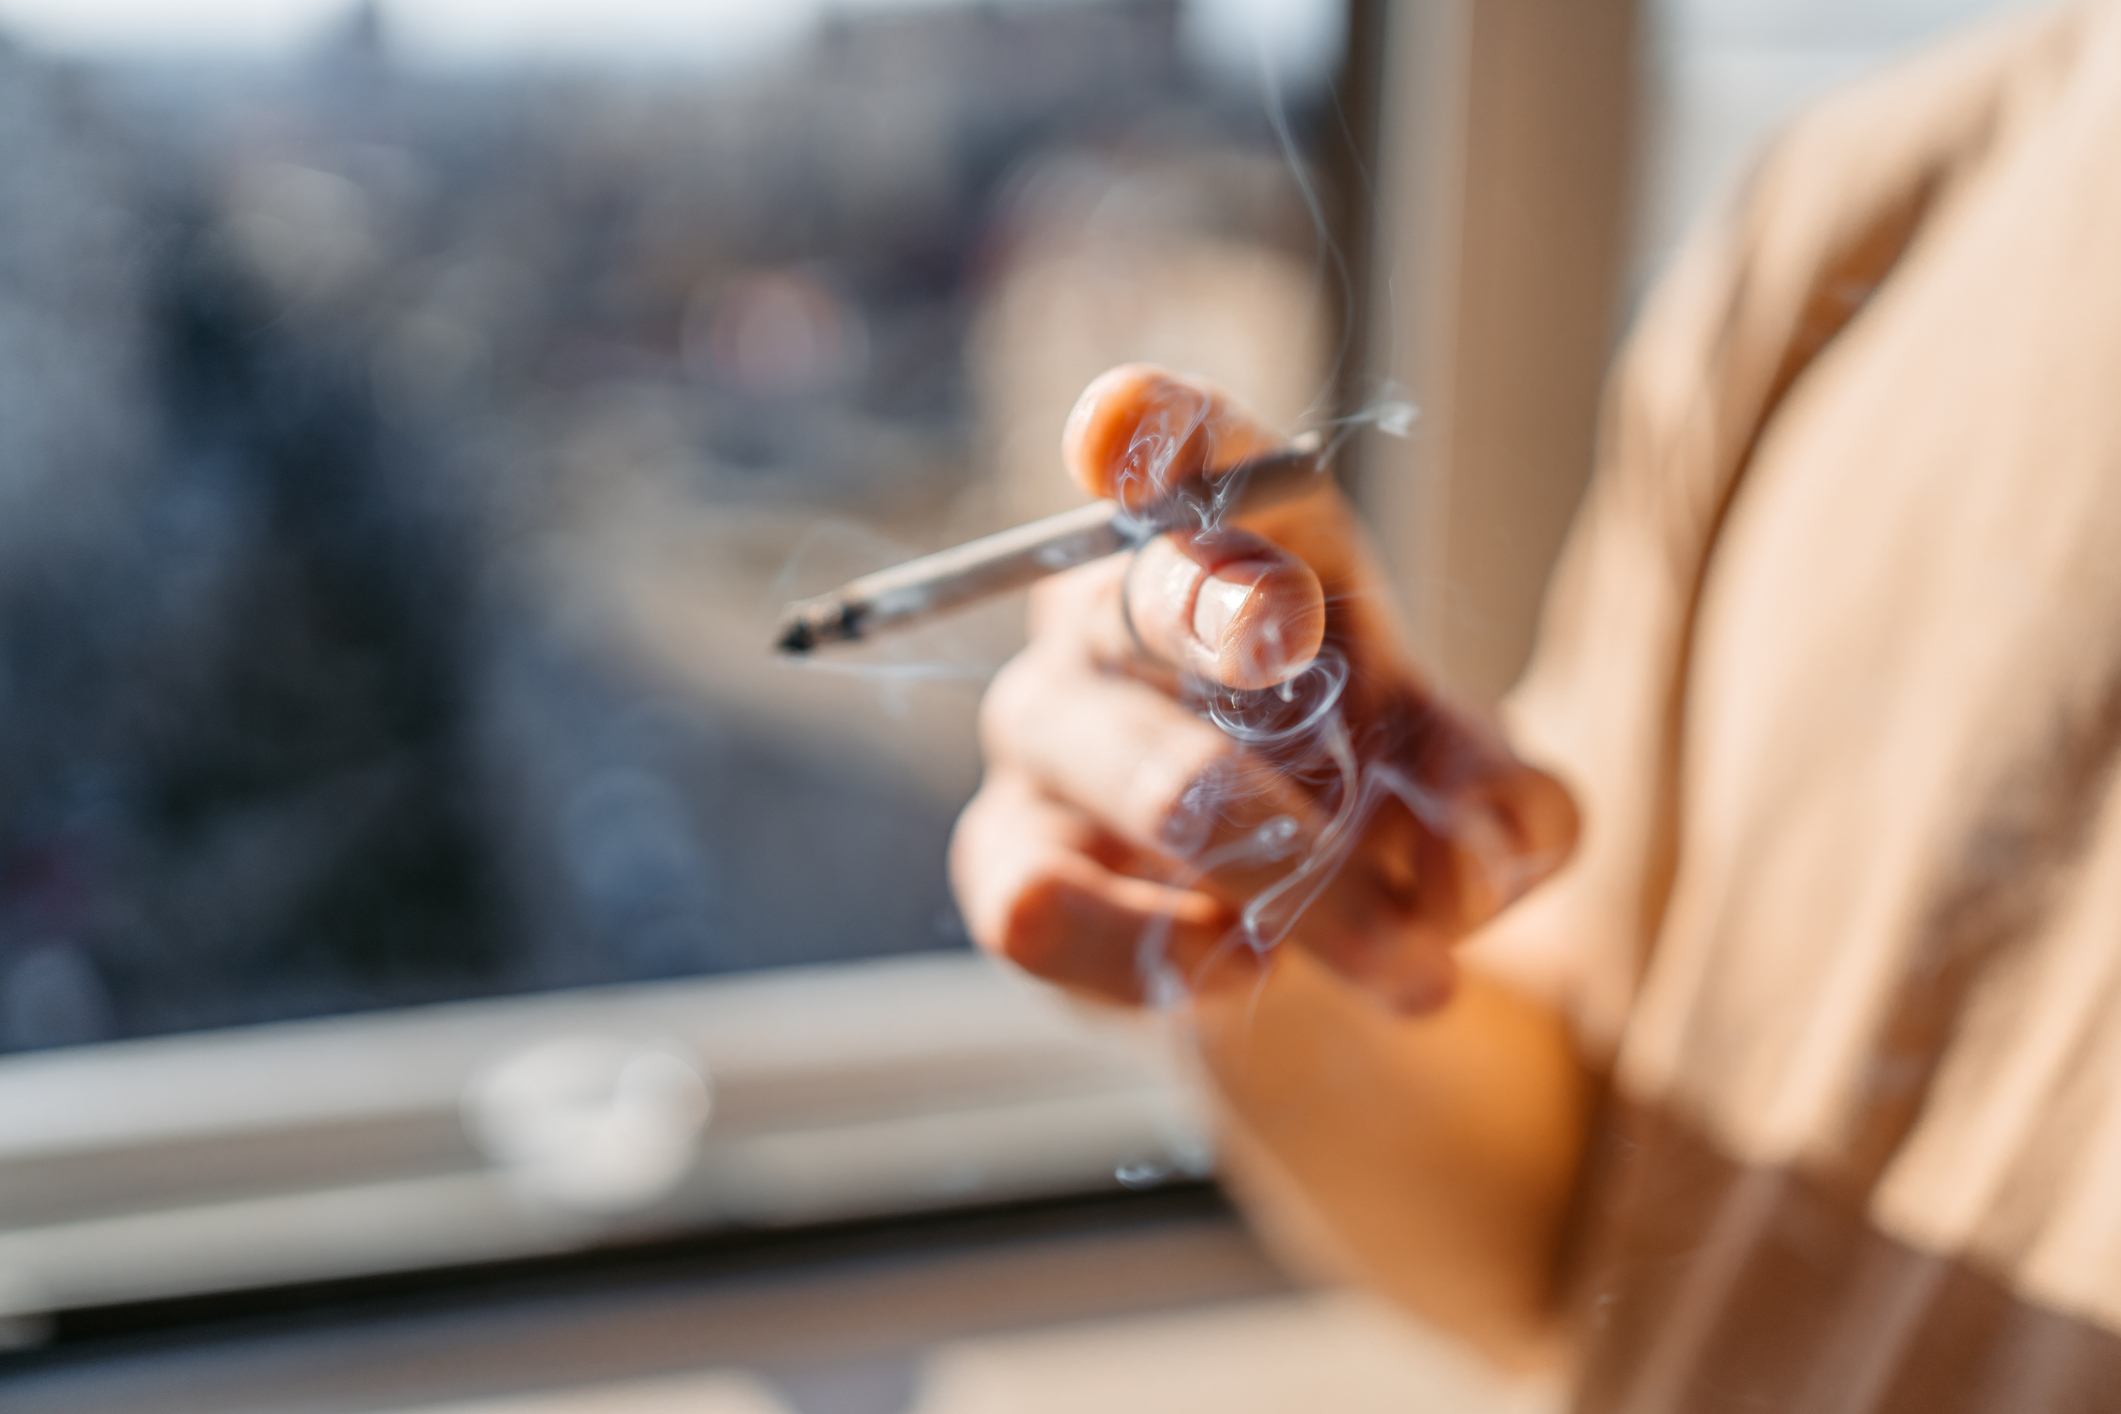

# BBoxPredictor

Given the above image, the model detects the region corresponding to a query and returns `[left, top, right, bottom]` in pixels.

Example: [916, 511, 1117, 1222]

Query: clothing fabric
[1482, 3, 2121, 1406]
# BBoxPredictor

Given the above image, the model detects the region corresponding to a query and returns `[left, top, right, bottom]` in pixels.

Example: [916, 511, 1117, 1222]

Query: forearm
[1192, 947, 1595, 1369]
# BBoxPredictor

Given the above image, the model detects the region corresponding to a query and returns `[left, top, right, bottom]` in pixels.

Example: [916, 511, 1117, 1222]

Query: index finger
[1062, 365, 1283, 512]
[1059, 364, 1386, 617]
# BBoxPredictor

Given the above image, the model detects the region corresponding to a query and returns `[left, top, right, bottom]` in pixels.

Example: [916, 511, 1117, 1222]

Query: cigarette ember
[774, 434, 1326, 654]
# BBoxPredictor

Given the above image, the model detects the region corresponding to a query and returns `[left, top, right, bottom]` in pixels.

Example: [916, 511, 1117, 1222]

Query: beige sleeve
[1463, 208, 1754, 1060]
[1462, 3, 2071, 1059]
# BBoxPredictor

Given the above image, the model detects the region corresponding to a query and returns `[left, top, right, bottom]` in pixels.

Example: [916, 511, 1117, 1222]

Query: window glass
[0, 0, 1347, 1051]
[1641, 0, 2045, 282]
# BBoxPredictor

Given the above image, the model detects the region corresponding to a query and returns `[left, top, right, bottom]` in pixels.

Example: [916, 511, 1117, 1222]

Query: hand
[951, 365, 1577, 1014]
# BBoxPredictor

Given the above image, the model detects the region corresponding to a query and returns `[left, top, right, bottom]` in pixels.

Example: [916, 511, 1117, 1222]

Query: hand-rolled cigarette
[774, 432, 1328, 654]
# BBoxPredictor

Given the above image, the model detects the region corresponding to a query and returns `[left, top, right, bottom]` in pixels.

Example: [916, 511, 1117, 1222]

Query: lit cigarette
[774, 432, 1328, 653]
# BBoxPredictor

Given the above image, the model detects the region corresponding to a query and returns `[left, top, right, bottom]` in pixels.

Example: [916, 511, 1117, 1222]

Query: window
[0, 0, 1351, 1328]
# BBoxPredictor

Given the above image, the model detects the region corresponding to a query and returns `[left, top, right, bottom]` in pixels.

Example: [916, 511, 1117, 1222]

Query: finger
[1059, 367, 1415, 666]
[1026, 556, 1174, 689]
[979, 644, 1328, 883]
[1122, 529, 1325, 690]
[1062, 365, 1282, 512]
[1027, 529, 1324, 693]
[1270, 794, 1464, 1015]
[1433, 758, 1582, 926]
[950, 772, 1232, 1004]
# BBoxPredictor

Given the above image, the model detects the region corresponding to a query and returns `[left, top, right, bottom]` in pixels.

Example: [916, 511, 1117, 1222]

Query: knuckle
[1028, 558, 1122, 641]
[977, 650, 1046, 760]
[946, 791, 998, 923]
[991, 868, 1071, 975]
[1024, 577, 1066, 638]
[1130, 734, 1239, 854]
[960, 855, 1070, 978]
[947, 790, 1047, 961]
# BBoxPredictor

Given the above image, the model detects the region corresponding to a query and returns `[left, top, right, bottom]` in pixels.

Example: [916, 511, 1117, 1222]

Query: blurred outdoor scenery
[0, 0, 1348, 1051]
[0, 0, 2038, 1056]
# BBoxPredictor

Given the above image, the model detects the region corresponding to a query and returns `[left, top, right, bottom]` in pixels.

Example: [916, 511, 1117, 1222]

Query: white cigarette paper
[774, 434, 1327, 653]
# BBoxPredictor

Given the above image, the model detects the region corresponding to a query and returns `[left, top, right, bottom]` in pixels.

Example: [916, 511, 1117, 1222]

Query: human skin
[949, 365, 1595, 1363]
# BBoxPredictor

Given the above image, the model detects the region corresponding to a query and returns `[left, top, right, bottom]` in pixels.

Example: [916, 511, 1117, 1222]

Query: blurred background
[0, 0, 1349, 1045]
[0, 0, 2043, 1411]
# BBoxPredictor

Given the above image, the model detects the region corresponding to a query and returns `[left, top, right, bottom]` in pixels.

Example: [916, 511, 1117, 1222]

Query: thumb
[1124, 527, 1326, 691]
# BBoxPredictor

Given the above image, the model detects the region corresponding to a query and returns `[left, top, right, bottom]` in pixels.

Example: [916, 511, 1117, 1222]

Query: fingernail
[1192, 561, 1269, 648]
